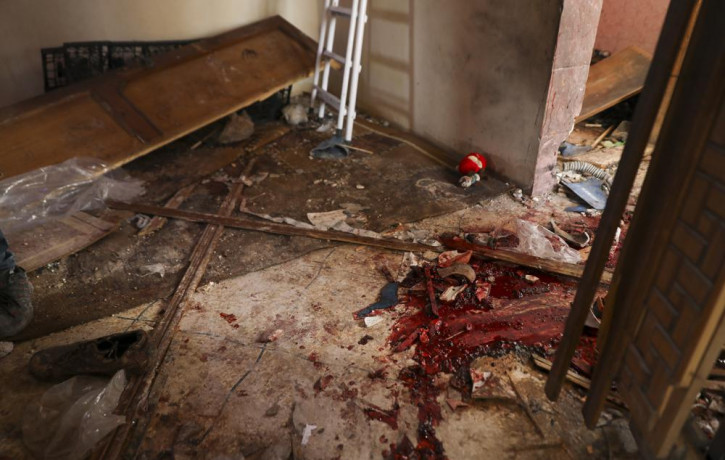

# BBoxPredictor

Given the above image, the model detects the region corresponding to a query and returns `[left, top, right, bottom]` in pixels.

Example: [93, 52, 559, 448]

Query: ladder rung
[323, 49, 346, 65]
[328, 6, 352, 17]
[314, 86, 341, 112]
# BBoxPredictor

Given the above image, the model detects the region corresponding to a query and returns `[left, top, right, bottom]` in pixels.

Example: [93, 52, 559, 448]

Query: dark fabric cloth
[0, 229, 16, 272]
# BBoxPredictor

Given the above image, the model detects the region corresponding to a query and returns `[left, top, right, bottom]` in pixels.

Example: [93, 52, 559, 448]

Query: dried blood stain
[385, 259, 599, 459]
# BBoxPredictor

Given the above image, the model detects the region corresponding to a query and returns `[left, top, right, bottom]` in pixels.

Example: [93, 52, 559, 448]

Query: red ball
[458, 153, 486, 175]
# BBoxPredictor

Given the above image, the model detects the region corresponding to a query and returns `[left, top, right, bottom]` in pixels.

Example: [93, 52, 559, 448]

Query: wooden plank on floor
[100, 160, 257, 459]
[0, 16, 316, 180]
[575, 46, 652, 123]
[107, 200, 613, 283]
[5, 212, 121, 272]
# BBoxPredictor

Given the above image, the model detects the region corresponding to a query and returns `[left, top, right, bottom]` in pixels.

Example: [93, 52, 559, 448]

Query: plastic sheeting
[22, 370, 127, 460]
[511, 219, 582, 264]
[0, 158, 143, 233]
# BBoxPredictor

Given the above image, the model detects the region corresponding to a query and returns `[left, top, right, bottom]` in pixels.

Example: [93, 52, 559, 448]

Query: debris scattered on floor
[243, 207, 383, 239]
[437, 263, 476, 283]
[440, 284, 467, 302]
[354, 282, 399, 319]
[437, 249, 472, 268]
[316, 120, 334, 133]
[310, 134, 350, 159]
[243, 209, 315, 229]
[470, 357, 517, 401]
[550, 219, 591, 248]
[560, 161, 613, 186]
[510, 219, 582, 263]
[611, 120, 630, 142]
[559, 141, 592, 157]
[364, 316, 385, 328]
[301, 424, 317, 445]
[241, 171, 269, 187]
[692, 390, 724, 439]
[561, 177, 609, 210]
[217, 111, 255, 144]
[22, 370, 127, 460]
[139, 263, 166, 278]
[585, 297, 604, 329]
[306, 209, 348, 229]
[132, 214, 151, 229]
[282, 103, 308, 126]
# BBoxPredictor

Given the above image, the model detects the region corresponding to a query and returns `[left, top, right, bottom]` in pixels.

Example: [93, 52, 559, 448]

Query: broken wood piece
[532, 354, 626, 408]
[532, 354, 592, 390]
[0, 16, 316, 180]
[138, 183, 197, 237]
[190, 127, 221, 150]
[7, 211, 122, 272]
[440, 236, 612, 285]
[110, 200, 437, 253]
[440, 285, 467, 302]
[338, 144, 374, 154]
[424, 266, 439, 317]
[470, 357, 517, 401]
[576, 46, 652, 123]
[591, 125, 615, 148]
[101, 159, 257, 458]
[507, 373, 549, 439]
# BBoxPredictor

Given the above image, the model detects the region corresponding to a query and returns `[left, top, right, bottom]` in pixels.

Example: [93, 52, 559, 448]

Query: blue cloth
[0, 229, 15, 272]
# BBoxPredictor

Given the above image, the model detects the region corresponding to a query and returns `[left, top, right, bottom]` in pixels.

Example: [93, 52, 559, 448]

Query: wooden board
[575, 46, 652, 123]
[5, 212, 120, 272]
[0, 16, 316, 180]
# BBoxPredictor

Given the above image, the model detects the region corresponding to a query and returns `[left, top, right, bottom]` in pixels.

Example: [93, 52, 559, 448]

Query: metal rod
[344, 0, 368, 142]
[310, 0, 332, 109]
[335, 0, 359, 132]
[318, 0, 339, 118]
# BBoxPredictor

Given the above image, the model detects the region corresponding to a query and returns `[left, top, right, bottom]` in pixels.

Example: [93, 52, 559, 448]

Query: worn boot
[0, 267, 34, 338]
[29, 329, 152, 381]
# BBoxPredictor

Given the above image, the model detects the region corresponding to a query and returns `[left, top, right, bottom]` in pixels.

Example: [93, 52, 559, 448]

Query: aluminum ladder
[310, 0, 368, 143]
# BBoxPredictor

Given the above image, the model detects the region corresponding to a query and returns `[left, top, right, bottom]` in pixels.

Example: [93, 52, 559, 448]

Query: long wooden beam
[439, 237, 611, 284]
[100, 161, 256, 458]
[108, 200, 601, 282]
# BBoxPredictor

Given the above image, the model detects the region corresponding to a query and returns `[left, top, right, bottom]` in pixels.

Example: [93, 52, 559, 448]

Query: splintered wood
[6, 212, 122, 272]
[576, 46, 652, 123]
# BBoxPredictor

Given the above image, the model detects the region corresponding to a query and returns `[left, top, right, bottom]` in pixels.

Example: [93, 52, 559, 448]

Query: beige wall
[350, 0, 570, 192]
[0, 0, 321, 107]
[594, 0, 670, 54]
[1, 0, 600, 193]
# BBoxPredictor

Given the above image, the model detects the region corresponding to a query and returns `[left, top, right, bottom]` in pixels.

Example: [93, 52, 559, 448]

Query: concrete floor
[0, 120, 642, 459]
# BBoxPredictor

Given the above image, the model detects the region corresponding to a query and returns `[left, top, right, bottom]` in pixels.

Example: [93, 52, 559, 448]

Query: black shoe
[29, 329, 152, 381]
[0, 267, 33, 338]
